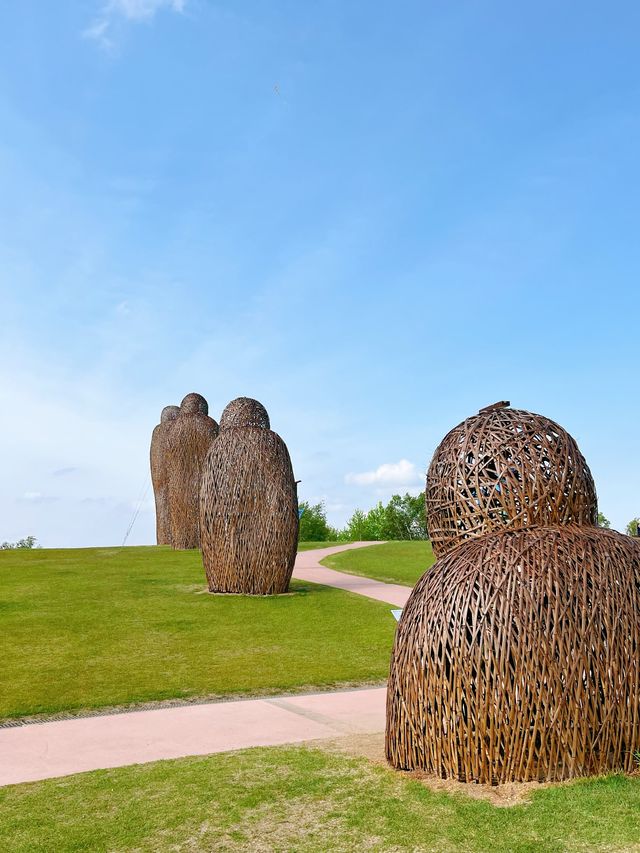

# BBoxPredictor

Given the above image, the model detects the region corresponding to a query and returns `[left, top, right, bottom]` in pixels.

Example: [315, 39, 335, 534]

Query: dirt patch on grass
[180, 788, 404, 853]
[314, 732, 552, 807]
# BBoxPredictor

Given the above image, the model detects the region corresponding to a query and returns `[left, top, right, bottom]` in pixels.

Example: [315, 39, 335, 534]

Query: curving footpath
[0, 543, 408, 787]
[292, 541, 411, 607]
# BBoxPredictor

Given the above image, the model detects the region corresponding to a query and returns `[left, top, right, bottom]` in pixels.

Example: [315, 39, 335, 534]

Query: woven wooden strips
[426, 404, 597, 558]
[200, 421, 299, 595]
[386, 525, 640, 783]
[220, 397, 270, 431]
[167, 394, 219, 550]
[150, 405, 180, 545]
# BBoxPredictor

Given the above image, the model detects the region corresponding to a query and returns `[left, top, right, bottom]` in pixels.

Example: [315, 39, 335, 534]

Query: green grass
[296, 540, 341, 551]
[2, 746, 639, 852]
[322, 540, 435, 586]
[0, 546, 395, 721]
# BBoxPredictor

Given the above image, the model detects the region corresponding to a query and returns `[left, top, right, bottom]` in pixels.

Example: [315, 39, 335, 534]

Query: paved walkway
[0, 687, 386, 786]
[0, 543, 410, 787]
[292, 542, 411, 607]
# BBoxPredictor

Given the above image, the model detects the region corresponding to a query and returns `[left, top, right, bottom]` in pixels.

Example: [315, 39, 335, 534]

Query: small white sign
[391, 609, 403, 622]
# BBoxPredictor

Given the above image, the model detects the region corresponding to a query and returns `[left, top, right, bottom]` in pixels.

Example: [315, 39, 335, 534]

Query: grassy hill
[0, 545, 395, 721]
[2, 745, 639, 852]
[321, 540, 435, 586]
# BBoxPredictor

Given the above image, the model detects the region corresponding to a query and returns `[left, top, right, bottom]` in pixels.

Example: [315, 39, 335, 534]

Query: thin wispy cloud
[20, 492, 60, 505]
[52, 467, 79, 478]
[83, 0, 187, 48]
[345, 459, 423, 488]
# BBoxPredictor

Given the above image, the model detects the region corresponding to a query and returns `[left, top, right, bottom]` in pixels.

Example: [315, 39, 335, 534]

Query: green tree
[626, 518, 639, 537]
[597, 512, 611, 529]
[0, 536, 39, 550]
[341, 493, 428, 541]
[381, 493, 428, 540]
[343, 508, 377, 541]
[298, 502, 334, 541]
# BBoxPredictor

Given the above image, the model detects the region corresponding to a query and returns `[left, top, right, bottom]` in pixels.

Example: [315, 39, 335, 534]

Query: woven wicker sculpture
[425, 402, 598, 558]
[150, 404, 180, 545]
[200, 397, 299, 594]
[167, 393, 219, 550]
[386, 525, 640, 783]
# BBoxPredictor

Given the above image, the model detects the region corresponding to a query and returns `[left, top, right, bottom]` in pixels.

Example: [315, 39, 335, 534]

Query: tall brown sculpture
[200, 397, 299, 594]
[150, 404, 180, 545]
[386, 525, 640, 783]
[425, 402, 598, 558]
[167, 393, 219, 550]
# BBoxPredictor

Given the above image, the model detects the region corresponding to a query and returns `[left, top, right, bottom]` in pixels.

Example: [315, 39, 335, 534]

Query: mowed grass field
[322, 540, 435, 586]
[296, 541, 341, 551]
[2, 745, 640, 853]
[0, 545, 395, 721]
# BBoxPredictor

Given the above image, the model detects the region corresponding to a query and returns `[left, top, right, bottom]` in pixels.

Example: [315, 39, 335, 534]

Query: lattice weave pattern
[167, 394, 219, 550]
[426, 404, 597, 558]
[150, 405, 180, 545]
[200, 421, 299, 595]
[219, 397, 271, 431]
[386, 525, 640, 783]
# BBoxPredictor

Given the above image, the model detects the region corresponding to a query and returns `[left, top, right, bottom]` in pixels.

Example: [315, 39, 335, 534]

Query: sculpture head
[160, 405, 180, 423]
[220, 397, 270, 430]
[180, 393, 209, 416]
[425, 402, 598, 557]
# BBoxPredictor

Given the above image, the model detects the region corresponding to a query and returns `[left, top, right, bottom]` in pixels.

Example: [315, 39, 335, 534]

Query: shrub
[0, 536, 39, 550]
[298, 502, 336, 541]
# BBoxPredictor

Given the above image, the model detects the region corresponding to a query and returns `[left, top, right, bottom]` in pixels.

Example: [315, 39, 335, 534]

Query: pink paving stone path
[0, 687, 387, 787]
[292, 541, 411, 608]
[0, 543, 409, 787]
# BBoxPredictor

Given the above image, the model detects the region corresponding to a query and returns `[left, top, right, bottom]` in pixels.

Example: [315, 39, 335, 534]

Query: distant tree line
[599, 513, 640, 536]
[1, 536, 39, 550]
[299, 504, 640, 543]
[298, 494, 428, 542]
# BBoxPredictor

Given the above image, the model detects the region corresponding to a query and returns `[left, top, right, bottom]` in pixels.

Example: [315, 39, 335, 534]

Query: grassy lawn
[2, 745, 639, 852]
[296, 541, 341, 551]
[322, 540, 435, 586]
[0, 546, 395, 721]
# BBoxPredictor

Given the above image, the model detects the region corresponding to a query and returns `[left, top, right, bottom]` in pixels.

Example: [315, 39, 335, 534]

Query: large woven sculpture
[167, 393, 219, 550]
[386, 525, 640, 783]
[425, 402, 597, 558]
[200, 397, 299, 594]
[150, 404, 180, 545]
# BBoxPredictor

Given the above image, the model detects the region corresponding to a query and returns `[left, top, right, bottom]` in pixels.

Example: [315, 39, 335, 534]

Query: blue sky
[1, 0, 638, 546]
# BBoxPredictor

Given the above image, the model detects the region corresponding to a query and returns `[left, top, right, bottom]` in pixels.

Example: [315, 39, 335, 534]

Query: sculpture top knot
[220, 397, 271, 431]
[425, 402, 598, 557]
[180, 393, 209, 416]
[160, 405, 180, 423]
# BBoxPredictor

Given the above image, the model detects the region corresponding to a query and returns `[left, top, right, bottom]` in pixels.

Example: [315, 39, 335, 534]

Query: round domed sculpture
[219, 396, 270, 430]
[386, 525, 640, 784]
[425, 402, 598, 557]
[167, 393, 219, 550]
[150, 404, 180, 545]
[200, 399, 299, 594]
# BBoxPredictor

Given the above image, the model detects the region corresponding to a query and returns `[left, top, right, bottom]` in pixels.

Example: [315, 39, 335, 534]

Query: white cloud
[344, 459, 424, 488]
[84, 0, 187, 48]
[20, 492, 60, 504]
[107, 0, 186, 21]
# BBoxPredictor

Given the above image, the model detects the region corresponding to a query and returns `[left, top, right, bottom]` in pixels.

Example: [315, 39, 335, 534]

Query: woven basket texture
[386, 524, 640, 783]
[426, 404, 597, 558]
[200, 424, 299, 594]
[219, 396, 271, 430]
[150, 405, 180, 545]
[167, 394, 219, 550]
